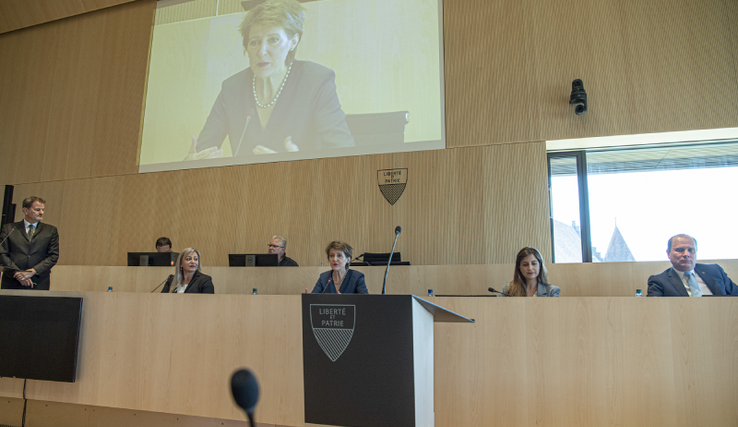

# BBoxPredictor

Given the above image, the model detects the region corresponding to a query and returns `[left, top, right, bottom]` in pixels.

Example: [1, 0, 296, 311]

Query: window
[548, 141, 738, 262]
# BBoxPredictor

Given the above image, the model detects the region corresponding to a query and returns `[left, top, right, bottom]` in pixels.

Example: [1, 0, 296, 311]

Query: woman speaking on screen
[187, 0, 354, 159]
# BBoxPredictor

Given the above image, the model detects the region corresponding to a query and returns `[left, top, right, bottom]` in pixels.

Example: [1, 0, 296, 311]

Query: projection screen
[138, 0, 446, 173]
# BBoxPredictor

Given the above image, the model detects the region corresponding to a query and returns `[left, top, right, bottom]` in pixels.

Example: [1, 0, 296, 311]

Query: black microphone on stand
[488, 287, 507, 296]
[151, 275, 174, 293]
[323, 278, 332, 293]
[382, 226, 401, 295]
[231, 368, 260, 426]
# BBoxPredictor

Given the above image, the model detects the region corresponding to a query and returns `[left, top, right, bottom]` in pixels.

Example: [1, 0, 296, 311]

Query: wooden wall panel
[0, 0, 152, 185]
[443, 0, 738, 148]
[0, 24, 60, 185]
[154, 0, 217, 26]
[443, 0, 540, 147]
[11, 142, 550, 266]
[0, 0, 137, 35]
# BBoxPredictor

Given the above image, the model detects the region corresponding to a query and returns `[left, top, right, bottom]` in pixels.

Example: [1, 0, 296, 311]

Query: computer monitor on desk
[127, 252, 179, 266]
[228, 254, 279, 267]
[351, 252, 410, 266]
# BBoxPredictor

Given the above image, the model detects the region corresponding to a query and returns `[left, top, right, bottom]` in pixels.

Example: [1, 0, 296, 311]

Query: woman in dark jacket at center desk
[161, 247, 214, 294]
[311, 241, 368, 294]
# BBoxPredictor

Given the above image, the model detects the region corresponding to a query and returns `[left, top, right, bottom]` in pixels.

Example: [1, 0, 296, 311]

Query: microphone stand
[488, 287, 507, 296]
[382, 229, 401, 295]
[151, 275, 173, 293]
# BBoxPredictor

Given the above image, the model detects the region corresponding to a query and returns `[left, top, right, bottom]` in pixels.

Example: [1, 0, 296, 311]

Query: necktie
[685, 272, 702, 297]
[28, 224, 34, 238]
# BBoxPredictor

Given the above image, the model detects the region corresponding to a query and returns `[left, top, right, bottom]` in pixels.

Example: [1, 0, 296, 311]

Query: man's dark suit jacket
[647, 263, 738, 296]
[161, 270, 214, 294]
[0, 221, 59, 290]
[311, 269, 368, 294]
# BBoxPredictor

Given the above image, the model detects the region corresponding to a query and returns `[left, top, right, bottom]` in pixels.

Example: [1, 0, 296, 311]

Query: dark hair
[325, 241, 353, 265]
[22, 196, 46, 209]
[239, 0, 305, 65]
[156, 237, 172, 248]
[667, 234, 697, 252]
[506, 247, 549, 297]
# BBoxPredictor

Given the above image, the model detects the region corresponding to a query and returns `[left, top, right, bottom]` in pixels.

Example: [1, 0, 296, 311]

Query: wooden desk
[1, 292, 736, 426]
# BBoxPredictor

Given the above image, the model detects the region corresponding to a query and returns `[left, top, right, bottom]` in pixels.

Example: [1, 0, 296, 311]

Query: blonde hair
[172, 248, 202, 292]
[239, 0, 305, 64]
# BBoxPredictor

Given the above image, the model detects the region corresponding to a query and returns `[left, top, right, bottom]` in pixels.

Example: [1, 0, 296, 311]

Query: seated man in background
[647, 234, 738, 296]
[269, 235, 298, 266]
[156, 237, 172, 253]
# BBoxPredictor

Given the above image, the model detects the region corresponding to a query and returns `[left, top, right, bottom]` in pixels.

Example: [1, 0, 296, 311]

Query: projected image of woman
[187, 0, 354, 159]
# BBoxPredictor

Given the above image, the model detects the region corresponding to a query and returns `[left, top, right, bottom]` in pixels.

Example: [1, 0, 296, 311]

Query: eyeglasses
[268, 244, 284, 249]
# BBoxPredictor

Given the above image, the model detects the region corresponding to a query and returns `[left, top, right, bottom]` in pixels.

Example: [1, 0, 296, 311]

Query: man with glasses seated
[647, 234, 738, 297]
[269, 235, 299, 267]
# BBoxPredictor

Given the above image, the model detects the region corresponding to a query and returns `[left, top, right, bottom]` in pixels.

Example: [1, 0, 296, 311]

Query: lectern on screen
[0, 295, 83, 382]
[302, 294, 473, 427]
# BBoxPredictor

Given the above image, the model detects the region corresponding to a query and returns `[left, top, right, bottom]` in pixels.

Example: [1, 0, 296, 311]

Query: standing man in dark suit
[647, 234, 738, 297]
[0, 196, 59, 290]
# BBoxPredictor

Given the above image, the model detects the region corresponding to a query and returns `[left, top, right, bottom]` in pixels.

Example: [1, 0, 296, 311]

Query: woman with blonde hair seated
[500, 247, 560, 297]
[161, 247, 214, 294]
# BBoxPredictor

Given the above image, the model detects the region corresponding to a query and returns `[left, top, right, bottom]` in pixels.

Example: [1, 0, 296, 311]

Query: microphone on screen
[231, 368, 260, 426]
[488, 287, 507, 296]
[233, 111, 254, 157]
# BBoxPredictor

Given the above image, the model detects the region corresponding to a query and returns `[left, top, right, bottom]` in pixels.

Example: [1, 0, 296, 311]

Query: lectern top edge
[411, 295, 475, 323]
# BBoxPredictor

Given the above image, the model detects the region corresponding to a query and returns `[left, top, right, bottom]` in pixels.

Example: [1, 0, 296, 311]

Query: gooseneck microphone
[381, 226, 402, 295]
[488, 287, 507, 296]
[231, 368, 260, 426]
[0, 228, 16, 247]
[151, 275, 174, 293]
[323, 278, 332, 293]
[233, 112, 254, 157]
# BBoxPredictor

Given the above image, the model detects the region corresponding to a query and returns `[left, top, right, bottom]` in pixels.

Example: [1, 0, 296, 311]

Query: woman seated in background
[500, 247, 560, 297]
[162, 247, 214, 294]
[311, 241, 368, 294]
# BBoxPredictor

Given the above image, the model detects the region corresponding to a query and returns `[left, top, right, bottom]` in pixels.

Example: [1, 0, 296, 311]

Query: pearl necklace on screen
[253, 62, 292, 109]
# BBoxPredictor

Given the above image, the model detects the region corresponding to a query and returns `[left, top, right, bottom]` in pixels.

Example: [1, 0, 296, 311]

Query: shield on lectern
[310, 304, 356, 362]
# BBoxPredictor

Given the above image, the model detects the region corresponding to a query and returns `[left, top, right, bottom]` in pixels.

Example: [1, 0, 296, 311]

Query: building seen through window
[549, 141, 738, 262]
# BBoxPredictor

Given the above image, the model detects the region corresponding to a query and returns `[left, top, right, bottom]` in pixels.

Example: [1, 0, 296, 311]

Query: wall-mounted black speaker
[2, 185, 14, 226]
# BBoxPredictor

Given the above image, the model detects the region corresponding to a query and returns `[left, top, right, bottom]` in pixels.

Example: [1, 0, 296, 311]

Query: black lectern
[302, 294, 473, 427]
